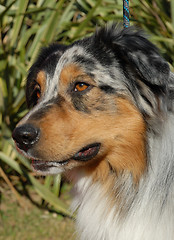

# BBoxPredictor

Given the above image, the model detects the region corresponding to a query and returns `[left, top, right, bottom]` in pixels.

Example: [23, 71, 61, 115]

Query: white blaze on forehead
[44, 46, 88, 103]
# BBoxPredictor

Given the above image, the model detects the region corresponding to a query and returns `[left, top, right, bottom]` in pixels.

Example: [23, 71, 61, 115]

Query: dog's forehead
[44, 46, 89, 98]
[43, 44, 125, 101]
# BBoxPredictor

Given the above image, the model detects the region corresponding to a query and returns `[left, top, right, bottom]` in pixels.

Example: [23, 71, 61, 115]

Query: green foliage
[130, 0, 174, 67]
[0, 0, 174, 215]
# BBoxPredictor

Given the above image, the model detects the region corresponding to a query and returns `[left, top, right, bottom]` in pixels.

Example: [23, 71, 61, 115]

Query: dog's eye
[34, 84, 41, 102]
[74, 82, 89, 92]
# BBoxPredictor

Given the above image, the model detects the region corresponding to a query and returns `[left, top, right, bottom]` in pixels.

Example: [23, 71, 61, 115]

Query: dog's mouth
[72, 143, 101, 161]
[31, 143, 101, 173]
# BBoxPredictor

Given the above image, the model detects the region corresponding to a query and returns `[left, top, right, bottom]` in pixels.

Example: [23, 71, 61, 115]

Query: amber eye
[34, 84, 41, 101]
[74, 82, 89, 92]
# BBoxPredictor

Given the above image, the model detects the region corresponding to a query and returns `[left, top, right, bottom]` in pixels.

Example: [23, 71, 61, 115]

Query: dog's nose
[12, 124, 40, 151]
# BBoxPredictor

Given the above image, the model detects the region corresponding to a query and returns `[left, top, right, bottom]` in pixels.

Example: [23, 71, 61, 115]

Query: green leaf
[53, 174, 61, 197]
[73, 0, 103, 38]
[0, 0, 16, 21]
[10, 0, 29, 48]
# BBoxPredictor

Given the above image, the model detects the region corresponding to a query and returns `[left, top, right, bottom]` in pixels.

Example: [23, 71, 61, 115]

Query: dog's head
[12, 25, 171, 180]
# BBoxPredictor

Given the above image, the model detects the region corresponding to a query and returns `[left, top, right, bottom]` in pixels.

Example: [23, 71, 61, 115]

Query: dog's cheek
[82, 88, 117, 114]
[83, 97, 147, 183]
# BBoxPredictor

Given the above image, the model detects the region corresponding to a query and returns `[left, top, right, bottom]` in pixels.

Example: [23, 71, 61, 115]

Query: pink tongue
[79, 147, 95, 157]
[84, 147, 94, 155]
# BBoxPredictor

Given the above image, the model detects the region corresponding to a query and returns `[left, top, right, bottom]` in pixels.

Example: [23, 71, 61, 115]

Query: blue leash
[123, 0, 130, 28]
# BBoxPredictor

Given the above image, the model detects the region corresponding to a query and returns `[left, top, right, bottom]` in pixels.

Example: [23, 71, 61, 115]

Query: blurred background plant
[0, 0, 174, 235]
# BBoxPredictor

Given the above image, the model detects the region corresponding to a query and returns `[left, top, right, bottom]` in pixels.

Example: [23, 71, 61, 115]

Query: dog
[12, 24, 174, 240]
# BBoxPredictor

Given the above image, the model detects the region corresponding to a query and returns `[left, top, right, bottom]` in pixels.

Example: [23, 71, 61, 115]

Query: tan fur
[59, 64, 95, 92]
[36, 71, 46, 94]
[60, 64, 85, 86]
[31, 95, 146, 183]
[84, 98, 147, 183]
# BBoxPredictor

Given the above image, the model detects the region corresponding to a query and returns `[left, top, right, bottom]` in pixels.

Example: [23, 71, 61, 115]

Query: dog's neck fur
[71, 111, 174, 240]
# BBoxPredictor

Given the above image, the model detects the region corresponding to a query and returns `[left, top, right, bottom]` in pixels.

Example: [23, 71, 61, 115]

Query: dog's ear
[94, 25, 170, 88]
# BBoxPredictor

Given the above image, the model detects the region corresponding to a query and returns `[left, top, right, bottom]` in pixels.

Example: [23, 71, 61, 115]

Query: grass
[0, 183, 76, 240]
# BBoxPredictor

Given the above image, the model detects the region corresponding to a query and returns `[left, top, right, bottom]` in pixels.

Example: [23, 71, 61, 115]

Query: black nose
[12, 124, 40, 151]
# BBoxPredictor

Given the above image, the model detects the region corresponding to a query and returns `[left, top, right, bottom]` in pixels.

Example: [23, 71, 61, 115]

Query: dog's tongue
[75, 147, 95, 157]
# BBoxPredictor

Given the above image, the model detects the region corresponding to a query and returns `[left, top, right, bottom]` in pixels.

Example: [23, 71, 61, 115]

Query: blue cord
[123, 0, 130, 28]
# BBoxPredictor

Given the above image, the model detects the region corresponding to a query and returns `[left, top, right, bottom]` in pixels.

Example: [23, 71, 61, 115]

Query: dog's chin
[15, 142, 101, 175]
[31, 160, 65, 175]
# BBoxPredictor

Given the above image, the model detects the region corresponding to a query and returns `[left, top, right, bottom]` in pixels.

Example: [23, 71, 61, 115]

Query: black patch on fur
[26, 80, 40, 108]
[72, 97, 90, 113]
[30, 95, 65, 120]
[74, 55, 96, 67]
[100, 85, 115, 94]
[81, 36, 115, 68]
[52, 94, 65, 106]
[29, 43, 68, 74]
[30, 104, 52, 120]
[93, 25, 170, 88]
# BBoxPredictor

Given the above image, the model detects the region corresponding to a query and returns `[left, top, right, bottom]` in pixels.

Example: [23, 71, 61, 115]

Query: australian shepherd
[12, 25, 174, 240]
